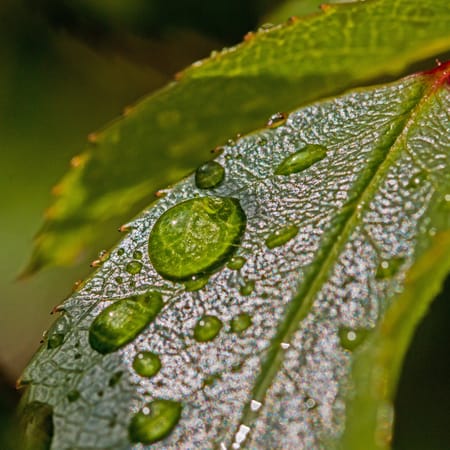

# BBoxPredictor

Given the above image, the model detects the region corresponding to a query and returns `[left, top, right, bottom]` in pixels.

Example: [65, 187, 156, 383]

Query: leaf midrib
[231, 74, 438, 446]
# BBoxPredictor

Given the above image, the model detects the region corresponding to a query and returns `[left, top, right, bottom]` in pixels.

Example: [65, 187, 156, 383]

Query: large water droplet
[265, 224, 298, 249]
[128, 400, 182, 445]
[148, 197, 246, 281]
[227, 256, 247, 270]
[275, 144, 328, 175]
[194, 315, 223, 342]
[133, 351, 161, 378]
[375, 257, 405, 279]
[19, 401, 54, 450]
[195, 161, 225, 189]
[338, 327, 369, 351]
[230, 313, 252, 333]
[89, 292, 163, 354]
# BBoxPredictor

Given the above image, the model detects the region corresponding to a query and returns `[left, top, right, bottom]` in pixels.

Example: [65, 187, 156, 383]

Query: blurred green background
[0, 1, 448, 448]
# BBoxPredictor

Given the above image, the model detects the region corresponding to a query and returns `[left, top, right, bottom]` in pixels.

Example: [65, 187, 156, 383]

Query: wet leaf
[25, 0, 450, 273]
[20, 64, 450, 449]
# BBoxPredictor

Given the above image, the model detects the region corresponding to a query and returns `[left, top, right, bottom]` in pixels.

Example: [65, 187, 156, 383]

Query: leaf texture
[25, 0, 450, 274]
[19, 64, 450, 449]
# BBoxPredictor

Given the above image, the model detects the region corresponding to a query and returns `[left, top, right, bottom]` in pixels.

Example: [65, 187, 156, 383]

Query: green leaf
[24, 0, 450, 274]
[19, 64, 450, 449]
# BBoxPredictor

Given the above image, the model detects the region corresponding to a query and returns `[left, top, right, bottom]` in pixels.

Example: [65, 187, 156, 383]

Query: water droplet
[230, 313, 252, 333]
[67, 390, 80, 402]
[203, 373, 222, 387]
[126, 261, 143, 275]
[133, 250, 143, 260]
[266, 112, 287, 128]
[115, 276, 123, 284]
[148, 197, 246, 281]
[250, 400, 262, 411]
[184, 275, 209, 292]
[407, 171, 427, 188]
[193, 315, 223, 342]
[239, 279, 255, 296]
[375, 257, 405, 279]
[338, 327, 369, 351]
[227, 256, 247, 270]
[195, 161, 225, 189]
[117, 248, 125, 256]
[128, 399, 182, 445]
[257, 137, 268, 146]
[133, 352, 161, 378]
[47, 333, 64, 349]
[305, 397, 317, 409]
[275, 144, 328, 175]
[265, 224, 298, 249]
[108, 371, 123, 387]
[89, 292, 163, 354]
[19, 401, 54, 450]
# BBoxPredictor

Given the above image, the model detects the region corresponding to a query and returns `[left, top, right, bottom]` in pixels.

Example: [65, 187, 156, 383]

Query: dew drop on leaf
[132, 351, 161, 378]
[88, 292, 163, 354]
[375, 257, 406, 279]
[193, 315, 223, 342]
[265, 224, 299, 249]
[47, 333, 64, 350]
[66, 390, 80, 403]
[148, 197, 246, 281]
[275, 144, 328, 175]
[266, 112, 287, 128]
[132, 250, 143, 260]
[230, 313, 252, 333]
[239, 279, 255, 296]
[125, 260, 143, 275]
[227, 256, 247, 270]
[195, 161, 225, 189]
[19, 401, 54, 450]
[183, 275, 209, 292]
[338, 327, 370, 351]
[128, 399, 182, 445]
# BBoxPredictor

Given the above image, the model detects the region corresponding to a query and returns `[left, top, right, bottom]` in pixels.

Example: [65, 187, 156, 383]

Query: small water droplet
[227, 256, 247, 270]
[194, 315, 223, 342]
[117, 248, 125, 256]
[239, 279, 255, 296]
[407, 171, 427, 188]
[250, 400, 262, 411]
[266, 112, 287, 128]
[148, 197, 246, 281]
[338, 326, 369, 351]
[275, 144, 328, 175]
[195, 161, 225, 189]
[108, 371, 123, 387]
[115, 276, 123, 284]
[133, 250, 143, 260]
[184, 275, 209, 292]
[133, 352, 161, 378]
[230, 313, 252, 333]
[19, 401, 54, 450]
[232, 424, 251, 449]
[126, 260, 143, 275]
[67, 390, 80, 402]
[265, 224, 298, 249]
[257, 137, 268, 146]
[203, 372, 222, 387]
[375, 257, 405, 279]
[47, 333, 64, 349]
[305, 397, 317, 410]
[280, 342, 290, 350]
[89, 292, 163, 354]
[128, 399, 182, 444]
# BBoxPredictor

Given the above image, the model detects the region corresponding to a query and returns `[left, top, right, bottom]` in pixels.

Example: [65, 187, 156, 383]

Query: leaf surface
[25, 0, 450, 273]
[20, 65, 450, 449]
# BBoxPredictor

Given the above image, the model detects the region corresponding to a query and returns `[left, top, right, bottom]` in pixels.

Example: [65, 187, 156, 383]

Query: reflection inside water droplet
[275, 144, 328, 175]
